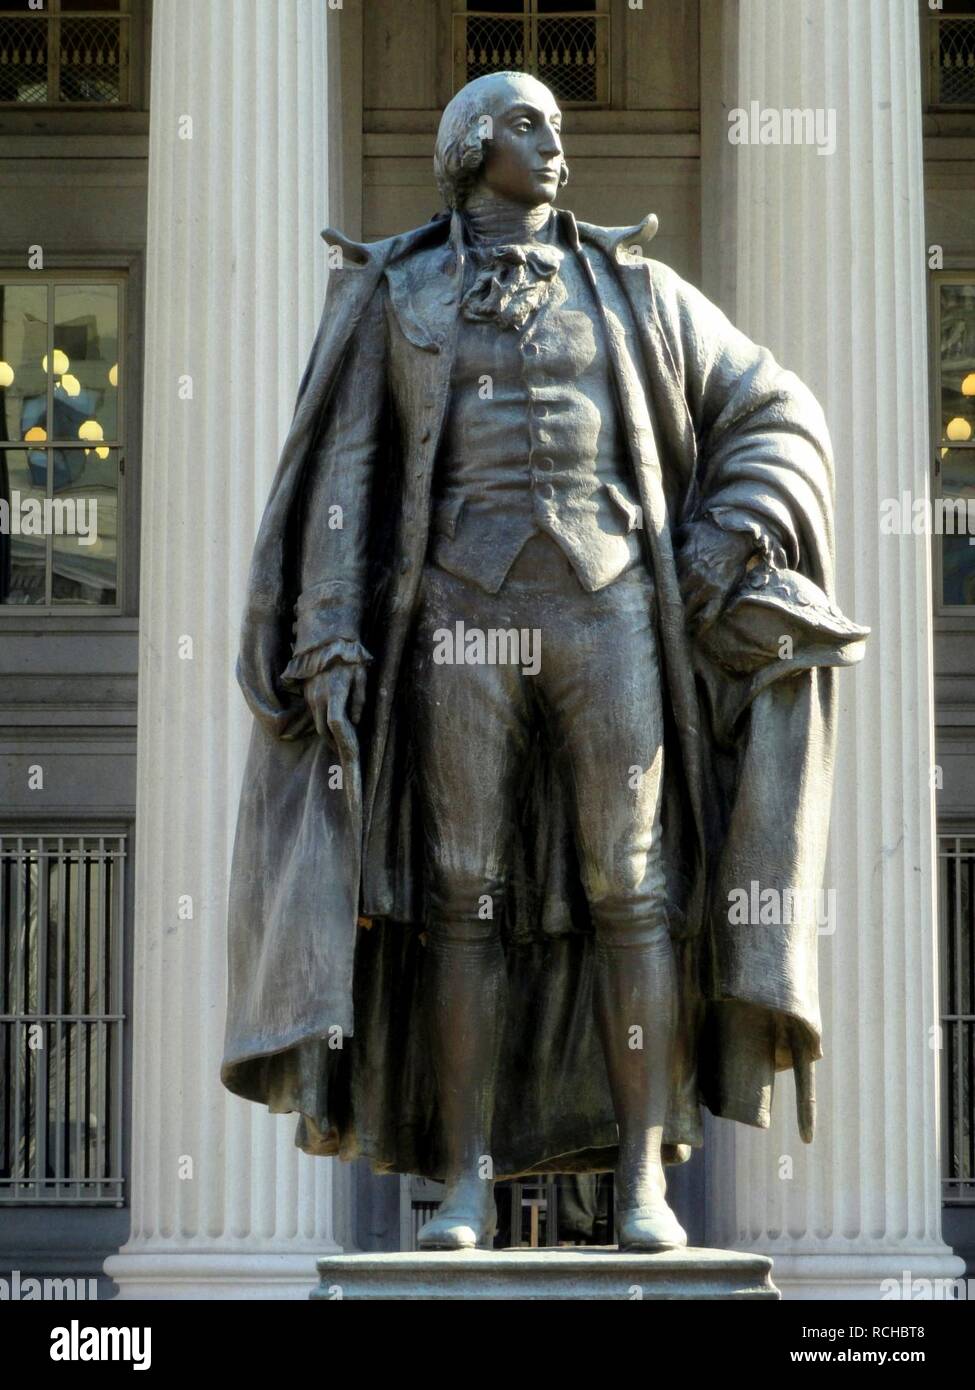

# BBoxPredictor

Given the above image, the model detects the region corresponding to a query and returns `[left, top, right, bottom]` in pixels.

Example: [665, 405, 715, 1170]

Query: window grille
[454, 3, 609, 107]
[939, 835, 975, 1205]
[930, 13, 975, 108]
[0, 2, 130, 107]
[0, 833, 125, 1205]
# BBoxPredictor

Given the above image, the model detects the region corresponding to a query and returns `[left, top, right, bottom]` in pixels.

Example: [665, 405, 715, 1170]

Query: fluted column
[105, 0, 349, 1299]
[704, 0, 965, 1297]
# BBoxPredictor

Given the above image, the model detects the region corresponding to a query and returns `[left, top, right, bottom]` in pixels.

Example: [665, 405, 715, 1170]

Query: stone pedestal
[312, 1249, 778, 1301]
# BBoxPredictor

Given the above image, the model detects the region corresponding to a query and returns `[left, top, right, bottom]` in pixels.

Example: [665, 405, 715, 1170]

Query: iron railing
[0, 5, 130, 106]
[0, 834, 125, 1205]
[401, 1172, 614, 1246]
[939, 835, 975, 1205]
[454, 8, 609, 106]
[930, 13, 975, 109]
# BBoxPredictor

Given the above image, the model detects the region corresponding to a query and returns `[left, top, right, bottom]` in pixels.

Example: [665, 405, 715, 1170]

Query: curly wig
[434, 72, 570, 211]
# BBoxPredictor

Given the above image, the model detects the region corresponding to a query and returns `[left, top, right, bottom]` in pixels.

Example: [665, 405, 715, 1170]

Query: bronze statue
[221, 73, 867, 1252]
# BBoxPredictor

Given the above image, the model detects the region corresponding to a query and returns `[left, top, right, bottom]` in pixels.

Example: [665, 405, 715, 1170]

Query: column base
[104, 1248, 341, 1300]
[748, 1249, 967, 1301]
[312, 1247, 779, 1300]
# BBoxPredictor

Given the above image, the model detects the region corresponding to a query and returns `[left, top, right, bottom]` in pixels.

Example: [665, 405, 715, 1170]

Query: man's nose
[538, 124, 562, 157]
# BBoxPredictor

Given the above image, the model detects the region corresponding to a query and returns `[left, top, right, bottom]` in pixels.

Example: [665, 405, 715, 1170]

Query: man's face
[477, 78, 564, 207]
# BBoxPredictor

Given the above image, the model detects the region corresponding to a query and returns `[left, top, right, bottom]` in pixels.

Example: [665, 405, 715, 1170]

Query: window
[0, 274, 124, 611]
[0, 833, 125, 1205]
[928, 2, 975, 110]
[453, 1, 609, 107]
[939, 835, 975, 1206]
[933, 276, 975, 610]
[0, 0, 131, 107]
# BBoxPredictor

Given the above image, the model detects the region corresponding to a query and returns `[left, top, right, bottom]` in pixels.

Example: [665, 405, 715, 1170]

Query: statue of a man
[222, 73, 867, 1252]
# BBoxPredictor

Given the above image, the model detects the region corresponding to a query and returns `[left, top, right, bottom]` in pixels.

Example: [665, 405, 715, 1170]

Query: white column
[105, 0, 350, 1300]
[705, 0, 965, 1298]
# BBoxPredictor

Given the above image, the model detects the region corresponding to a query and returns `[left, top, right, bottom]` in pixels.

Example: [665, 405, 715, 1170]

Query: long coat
[221, 208, 867, 1179]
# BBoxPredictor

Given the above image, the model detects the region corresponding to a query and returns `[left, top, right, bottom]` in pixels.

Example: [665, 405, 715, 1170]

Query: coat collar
[381, 206, 660, 353]
[571, 210, 659, 263]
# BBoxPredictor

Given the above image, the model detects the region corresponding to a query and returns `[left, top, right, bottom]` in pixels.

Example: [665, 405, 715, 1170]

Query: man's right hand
[304, 663, 367, 743]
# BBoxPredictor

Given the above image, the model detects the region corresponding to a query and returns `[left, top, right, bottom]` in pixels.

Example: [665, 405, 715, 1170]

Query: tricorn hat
[700, 560, 870, 675]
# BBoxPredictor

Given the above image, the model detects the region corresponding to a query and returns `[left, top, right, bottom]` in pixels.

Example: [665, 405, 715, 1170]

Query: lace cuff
[281, 638, 373, 691]
[703, 506, 789, 570]
[279, 576, 368, 690]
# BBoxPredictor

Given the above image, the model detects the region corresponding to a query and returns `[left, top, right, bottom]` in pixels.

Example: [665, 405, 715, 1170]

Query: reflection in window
[54, 284, 120, 446]
[941, 450, 975, 608]
[937, 281, 975, 607]
[0, 277, 122, 609]
[52, 449, 118, 606]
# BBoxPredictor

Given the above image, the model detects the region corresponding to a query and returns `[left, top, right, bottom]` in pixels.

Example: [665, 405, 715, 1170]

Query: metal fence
[930, 14, 975, 108]
[0, 6, 130, 105]
[0, 834, 125, 1205]
[939, 834, 975, 1205]
[454, 8, 609, 106]
[401, 1172, 614, 1247]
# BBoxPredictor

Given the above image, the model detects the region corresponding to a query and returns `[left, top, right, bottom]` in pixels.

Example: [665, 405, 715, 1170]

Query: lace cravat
[460, 241, 564, 331]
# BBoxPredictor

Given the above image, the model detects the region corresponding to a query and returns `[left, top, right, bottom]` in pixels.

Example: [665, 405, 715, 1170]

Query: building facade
[0, 0, 971, 1298]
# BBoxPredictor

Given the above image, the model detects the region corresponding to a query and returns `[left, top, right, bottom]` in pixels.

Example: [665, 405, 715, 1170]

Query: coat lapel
[574, 213, 699, 502]
[363, 220, 465, 847]
[383, 212, 466, 353]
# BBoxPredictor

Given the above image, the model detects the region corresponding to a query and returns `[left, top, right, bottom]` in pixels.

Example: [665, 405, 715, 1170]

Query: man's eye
[513, 120, 532, 133]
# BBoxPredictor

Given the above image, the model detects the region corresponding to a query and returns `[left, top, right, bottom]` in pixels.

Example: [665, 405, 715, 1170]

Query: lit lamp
[963, 373, 975, 397]
[60, 374, 82, 398]
[78, 419, 104, 442]
[24, 426, 47, 443]
[108, 363, 119, 388]
[945, 417, 973, 442]
[0, 361, 14, 388]
[42, 350, 70, 376]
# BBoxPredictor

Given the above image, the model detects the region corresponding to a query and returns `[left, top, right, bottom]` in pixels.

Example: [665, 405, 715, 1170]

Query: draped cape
[221, 210, 866, 1178]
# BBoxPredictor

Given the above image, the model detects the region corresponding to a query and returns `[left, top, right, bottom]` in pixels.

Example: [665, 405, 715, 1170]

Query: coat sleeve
[648, 261, 835, 590]
[281, 283, 389, 686]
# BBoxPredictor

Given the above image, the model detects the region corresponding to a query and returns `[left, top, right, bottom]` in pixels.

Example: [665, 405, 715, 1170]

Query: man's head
[434, 72, 568, 211]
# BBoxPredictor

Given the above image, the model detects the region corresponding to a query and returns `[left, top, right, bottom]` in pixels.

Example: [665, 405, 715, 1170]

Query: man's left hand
[677, 518, 756, 635]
